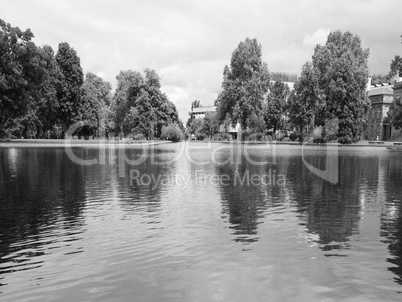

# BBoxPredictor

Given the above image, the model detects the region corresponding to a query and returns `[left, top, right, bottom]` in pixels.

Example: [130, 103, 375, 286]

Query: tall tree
[202, 112, 220, 139]
[0, 19, 44, 138]
[312, 30, 369, 144]
[215, 38, 270, 130]
[36, 45, 63, 137]
[112, 69, 181, 139]
[79, 72, 112, 135]
[111, 70, 144, 133]
[264, 80, 289, 139]
[288, 62, 321, 141]
[55, 42, 84, 132]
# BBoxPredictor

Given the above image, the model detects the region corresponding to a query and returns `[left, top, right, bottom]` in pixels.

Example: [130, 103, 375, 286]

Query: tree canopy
[264, 80, 289, 138]
[287, 62, 321, 140]
[0, 18, 183, 140]
[312, 30, 370, 144]
[111, 68, 181, 139]
[215, 38, 270, 129]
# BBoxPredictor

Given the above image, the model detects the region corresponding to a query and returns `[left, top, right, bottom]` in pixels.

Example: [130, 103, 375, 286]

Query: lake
[0, 142, 402, 301]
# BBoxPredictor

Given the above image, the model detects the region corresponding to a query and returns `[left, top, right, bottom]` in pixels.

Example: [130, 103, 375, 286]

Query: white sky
[1, 0, 401, 122]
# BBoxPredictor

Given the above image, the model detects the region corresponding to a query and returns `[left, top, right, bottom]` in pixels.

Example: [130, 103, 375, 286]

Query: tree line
[0, 19, 183, 140]
[188, 32, 402, 144]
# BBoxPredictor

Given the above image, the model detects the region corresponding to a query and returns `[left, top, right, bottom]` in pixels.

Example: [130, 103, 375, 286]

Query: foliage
[212, 132, 232, 141]
[287, 62, 321, 141]
[188, 118, 204, 135]
[387, 87, 402, 129]
[0, 18, 182, 140]
[55, 42, 84, 132]
[195, 132, 207, 140]
[202, 112, 220, 138]
[36, 45, 63, 137]
[215, 38, 270, 129]
[389, 55, 402, 79]
[247, 112, 266, 133]
[161, 124, 183, 142]
[111, 70, 143, 132]
[112, 69, 181, 139]
[371, 74, 390, 85]
[312, 30, 370, 144]
[247, 132, 265, 141]
[0, 19, 45, 138]
[264, 80, 289, 139]
[79, 72, 112, 136]
[289, 132, 299, 141]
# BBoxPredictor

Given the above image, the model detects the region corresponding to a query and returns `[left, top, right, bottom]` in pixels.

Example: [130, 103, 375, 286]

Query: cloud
[2, 0, 402, 123]
[303, 28, 331, 47]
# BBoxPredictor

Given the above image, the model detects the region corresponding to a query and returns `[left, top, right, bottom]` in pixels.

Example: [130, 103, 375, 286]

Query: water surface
[0, 143, 401, 301]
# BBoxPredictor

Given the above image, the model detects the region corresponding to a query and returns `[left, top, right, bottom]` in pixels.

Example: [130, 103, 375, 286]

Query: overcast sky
[1, 0, 402, 122]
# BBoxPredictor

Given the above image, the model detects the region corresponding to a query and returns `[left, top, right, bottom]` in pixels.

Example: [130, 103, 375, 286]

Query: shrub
[131, 133, 146, 140]
[161, 125, 183, 142]
[195, 132, 207, 140]
[266, 135, 272, 142]
[247, 132, 265, 141]
[241, 130, 252, 141]
[289, 132, 298, 141]
[212, 133, 233, 141]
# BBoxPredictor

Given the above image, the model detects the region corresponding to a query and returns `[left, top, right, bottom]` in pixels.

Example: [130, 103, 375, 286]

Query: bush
[195, 132, 207, 140]
[131, 133, 146, 140]
[266, 135, 272, 142]
[247, 132, 265, 141]
[212, 133, 233, 141]
[289, 132, 298, 141]
[161, 125, 183, 142]
[241, 130, 252, 141]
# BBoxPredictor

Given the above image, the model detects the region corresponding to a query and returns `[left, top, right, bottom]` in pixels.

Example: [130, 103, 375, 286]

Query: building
[364, 82, 394, 141]
[189, 103, 241, 138]
[363, 77, 402, 141]
[190, 106, 216, 119]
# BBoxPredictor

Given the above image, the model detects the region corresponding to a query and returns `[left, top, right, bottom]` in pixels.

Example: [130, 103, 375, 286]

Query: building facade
[364, 84, 394, 141]
[190, 106, 216, 119]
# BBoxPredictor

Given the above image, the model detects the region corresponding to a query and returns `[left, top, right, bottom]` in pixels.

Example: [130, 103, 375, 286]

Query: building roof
[368, 84, 394, 97]
[192, 106, 216, 113]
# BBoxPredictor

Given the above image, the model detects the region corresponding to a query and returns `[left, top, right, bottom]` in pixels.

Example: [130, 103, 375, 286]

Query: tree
[264, 80, 289, 139]
[371, 74, 390, 85]
[36, 45, 63, 137]
[215, 38, 270, 130]
[111, 69, 181, 139]
[188, 118, 204, 135]
[288, 62, 321, 141]
[247, 112, 266, 133]
[0, 19, 45, 138]
[389, 55, 402, 80]
[161, 125, 183, 142]
[111, 70, 143, 133]
[79, 72, 112, 136]
[55, 42, 84, 133]
[312, 30, 370, 144]
[202, 112, 220, 138]
[387, 82, 402, 130]
[388, 103, 402, 130]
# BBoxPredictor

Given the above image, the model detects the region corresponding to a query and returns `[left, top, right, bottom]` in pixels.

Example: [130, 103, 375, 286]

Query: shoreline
[0, 139, 172, 148]
[0, 138, 399, 148]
